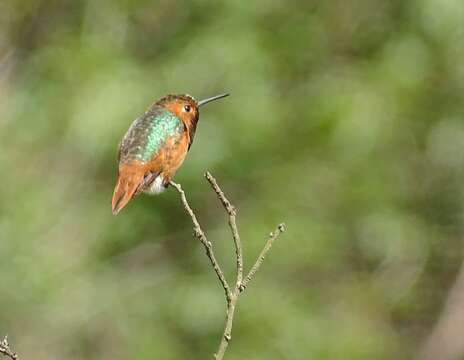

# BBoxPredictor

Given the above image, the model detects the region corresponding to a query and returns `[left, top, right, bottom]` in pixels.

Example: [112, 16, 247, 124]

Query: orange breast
[146, 132, 190, 183]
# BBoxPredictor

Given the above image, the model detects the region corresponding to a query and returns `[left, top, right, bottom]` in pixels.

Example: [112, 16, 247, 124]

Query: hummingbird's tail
[112, 165, 145, 215]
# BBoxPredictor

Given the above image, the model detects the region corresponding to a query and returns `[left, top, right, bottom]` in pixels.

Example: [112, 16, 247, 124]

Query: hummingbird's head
[156, 93, 229, 132]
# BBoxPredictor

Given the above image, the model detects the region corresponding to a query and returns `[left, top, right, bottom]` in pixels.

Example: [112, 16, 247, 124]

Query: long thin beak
[198, 93, 229, 107]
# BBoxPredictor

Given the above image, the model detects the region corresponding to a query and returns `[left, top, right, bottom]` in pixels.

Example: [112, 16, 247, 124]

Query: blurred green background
[1, 0, 464, 359]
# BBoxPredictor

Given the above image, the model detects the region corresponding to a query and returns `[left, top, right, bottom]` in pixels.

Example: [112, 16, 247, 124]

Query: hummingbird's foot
[136, 172, 159, 195]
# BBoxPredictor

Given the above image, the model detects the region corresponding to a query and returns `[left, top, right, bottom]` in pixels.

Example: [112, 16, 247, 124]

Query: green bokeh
[1, 0, 464, 358]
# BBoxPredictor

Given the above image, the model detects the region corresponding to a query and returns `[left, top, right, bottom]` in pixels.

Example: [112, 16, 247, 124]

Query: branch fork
[170, 171, 285, 359]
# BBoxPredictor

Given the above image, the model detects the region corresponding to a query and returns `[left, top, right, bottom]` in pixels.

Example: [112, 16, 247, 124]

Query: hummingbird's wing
[112, 107, 184, 214]
[118, 107, 184, 164]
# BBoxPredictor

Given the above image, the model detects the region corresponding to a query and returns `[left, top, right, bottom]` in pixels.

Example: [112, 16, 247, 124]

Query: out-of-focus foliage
[1, 0, 463, 359]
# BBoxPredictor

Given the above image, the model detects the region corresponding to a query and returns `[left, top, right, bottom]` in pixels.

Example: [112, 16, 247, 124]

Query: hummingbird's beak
[197, 93, 229, 107]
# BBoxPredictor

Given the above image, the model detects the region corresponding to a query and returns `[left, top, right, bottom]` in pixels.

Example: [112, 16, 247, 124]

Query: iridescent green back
[118, 107, 184, 163]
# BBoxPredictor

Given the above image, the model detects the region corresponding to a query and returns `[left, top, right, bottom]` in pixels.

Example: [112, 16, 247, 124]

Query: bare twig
[169, 180, 231, 301]
[170, 172, 285, 360]
[240, 223, 286, 292]
[0, 336, 18, 360]
[205, 172, 243, 290]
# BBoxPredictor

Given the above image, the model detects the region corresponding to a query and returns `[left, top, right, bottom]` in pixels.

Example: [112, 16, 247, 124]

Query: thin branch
[0, 336, 18, 360]
[240, 223, 286, 292]
[214, 294, 238, 360]
[205, 172, 243, 287]
[169, 180, 231, 301]
[170, 172, 285, 360]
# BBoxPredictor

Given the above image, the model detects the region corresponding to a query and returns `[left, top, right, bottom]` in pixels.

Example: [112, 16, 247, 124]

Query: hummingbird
[111, 93, 229, 215]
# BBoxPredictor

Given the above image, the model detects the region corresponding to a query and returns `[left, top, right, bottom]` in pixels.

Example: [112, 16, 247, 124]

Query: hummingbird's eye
[183, 104, 191, 112]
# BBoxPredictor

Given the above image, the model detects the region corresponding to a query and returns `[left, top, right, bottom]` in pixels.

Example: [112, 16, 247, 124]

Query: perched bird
[111, 93, 229, 215]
